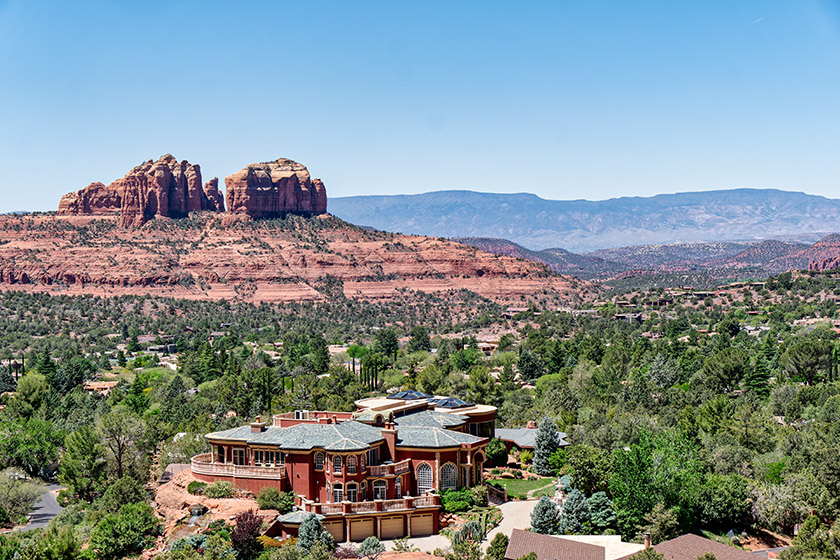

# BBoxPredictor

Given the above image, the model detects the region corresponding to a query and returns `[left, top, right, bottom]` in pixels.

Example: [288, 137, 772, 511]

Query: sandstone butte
[58, 154, 225, 228]
[59, 155, 327, 227]
[225, 158, 327, 219]
[0, 213, 587, 306]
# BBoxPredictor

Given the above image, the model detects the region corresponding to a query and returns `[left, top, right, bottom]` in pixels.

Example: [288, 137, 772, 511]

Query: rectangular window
[255, 450, 264, 465]
[278, 453, 285, 467]
[233, 449, 245, 466]
[347, 485, 358, 502]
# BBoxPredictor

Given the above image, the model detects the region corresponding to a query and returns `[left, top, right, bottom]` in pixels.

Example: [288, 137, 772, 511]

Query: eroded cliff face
[58, 154, 224, 227]
[224, 158, 327, 219]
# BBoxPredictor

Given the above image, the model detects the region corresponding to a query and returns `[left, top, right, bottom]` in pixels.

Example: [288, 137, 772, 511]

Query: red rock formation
[58, 182, 121, 215]
[225, 158, 327, 219]
[58, 155, 224, 227]
[203, 178, 225, 213]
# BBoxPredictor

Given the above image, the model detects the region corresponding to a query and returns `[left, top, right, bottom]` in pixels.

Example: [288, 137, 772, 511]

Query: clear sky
[1, 0, 839, 212]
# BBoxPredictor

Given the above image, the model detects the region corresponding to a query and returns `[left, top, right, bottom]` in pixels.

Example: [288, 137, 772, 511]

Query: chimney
[526, 420, 537, 429]
[250, 416, 267, 433]
[381, 423, 397, 462]
[643, 533, 651, 549]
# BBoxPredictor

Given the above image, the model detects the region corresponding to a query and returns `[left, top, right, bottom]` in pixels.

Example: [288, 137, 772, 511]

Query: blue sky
[1, 0, 838, 212]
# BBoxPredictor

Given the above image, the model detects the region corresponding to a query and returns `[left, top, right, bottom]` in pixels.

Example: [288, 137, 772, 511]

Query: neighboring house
[495, 421, 569, 452]
[505, 529, 643, 560]
[615, 534, 760, 560]
[83, 381, 119, 395]
[192, 391, 493, 542]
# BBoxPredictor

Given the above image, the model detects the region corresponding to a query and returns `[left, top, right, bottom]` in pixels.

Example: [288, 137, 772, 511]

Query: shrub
[391, 537, 419, 553]
[187, 481, 207, 495]
[204, 481, 236, 499]
[469, 485, 488, 507]
[486, 533, 509, 560]
[358, 536, 385, 560]
[520, 450, 533, 464]
[444, 500, 470, 513]
[257, 487, 296, 514]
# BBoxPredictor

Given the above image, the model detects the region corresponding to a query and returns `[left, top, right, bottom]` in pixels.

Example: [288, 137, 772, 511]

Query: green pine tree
[532, 416, 559, 476]
[530, 495, 559, 534]
[558, 488, 591, 534]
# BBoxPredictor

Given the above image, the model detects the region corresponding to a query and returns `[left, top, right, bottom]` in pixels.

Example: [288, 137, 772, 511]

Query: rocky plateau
[0, 213, 584, 305]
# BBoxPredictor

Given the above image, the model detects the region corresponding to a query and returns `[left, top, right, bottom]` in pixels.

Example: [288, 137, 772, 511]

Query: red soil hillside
[0, 213, 587, 305]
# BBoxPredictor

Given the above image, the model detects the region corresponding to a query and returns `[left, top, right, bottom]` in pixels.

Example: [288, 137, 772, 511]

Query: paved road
[17, 483, 63, 532]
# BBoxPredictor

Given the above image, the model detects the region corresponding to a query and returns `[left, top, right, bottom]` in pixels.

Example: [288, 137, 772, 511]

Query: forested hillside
[1, 270, 840, 557]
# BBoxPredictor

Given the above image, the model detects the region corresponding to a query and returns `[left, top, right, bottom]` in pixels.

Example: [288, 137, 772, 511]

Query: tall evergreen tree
[58, 425, 107, 503]
[558, 488, 591, 534]
[532, 416, 559, 476]
[588, 491, 617, 532]
[530, 495, 559, 534]
[297, 514, 335, 554]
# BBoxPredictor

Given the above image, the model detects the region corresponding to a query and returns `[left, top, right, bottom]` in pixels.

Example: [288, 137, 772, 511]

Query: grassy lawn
[487, 476, 556, 498]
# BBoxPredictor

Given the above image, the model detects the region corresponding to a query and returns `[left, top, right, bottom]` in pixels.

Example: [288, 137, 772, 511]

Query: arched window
[416, 463, 433, 494]
[346, 482, 358, 502]
[441, 463, 457, 492]
[373, 479, 387, 500]
[361, 481, 367, 499]
[361, 454, 366, 471]
[395, 476, 402, 498]
[332, 483, 343, 502]
[333, 455, 342, 474]
[315, 452, 325, 470]
[347, 456, 357, 474]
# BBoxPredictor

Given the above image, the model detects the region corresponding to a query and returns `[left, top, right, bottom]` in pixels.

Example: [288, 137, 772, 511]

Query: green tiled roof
[396, 426, 484, 449]
[394, 410, 467, 429]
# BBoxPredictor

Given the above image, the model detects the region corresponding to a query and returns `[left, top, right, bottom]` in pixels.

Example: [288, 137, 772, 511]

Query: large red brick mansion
[191, 391, 496, 541]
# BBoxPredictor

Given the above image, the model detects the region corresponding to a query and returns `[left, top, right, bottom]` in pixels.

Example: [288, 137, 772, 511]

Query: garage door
[350, 518, 375, 541]
[323, 520, 344, 542]
[411, 514, 434, 537]
[380, 516, 404, 540]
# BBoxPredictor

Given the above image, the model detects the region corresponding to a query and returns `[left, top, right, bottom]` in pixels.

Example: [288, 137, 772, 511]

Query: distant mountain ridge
[330, 188, 840, 252]
[454, 234, 840, 281]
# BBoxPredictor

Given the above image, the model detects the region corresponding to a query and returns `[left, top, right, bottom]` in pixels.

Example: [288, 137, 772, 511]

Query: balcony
[300, 494, 440, 516]
[367, 459, 411, 477]
[191, 453, 287, 480]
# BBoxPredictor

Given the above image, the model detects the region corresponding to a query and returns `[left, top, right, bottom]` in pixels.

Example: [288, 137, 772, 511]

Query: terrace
[299, 494, 440, 516]
[191, 453, 288, 480]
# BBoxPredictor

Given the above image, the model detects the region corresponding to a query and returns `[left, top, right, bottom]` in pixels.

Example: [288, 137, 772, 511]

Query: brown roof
[616, 534, 757, 560]
[505, 529, 606, 560]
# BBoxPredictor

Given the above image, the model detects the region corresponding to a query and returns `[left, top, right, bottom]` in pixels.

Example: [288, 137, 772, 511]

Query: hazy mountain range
[329, 188, 840, 252]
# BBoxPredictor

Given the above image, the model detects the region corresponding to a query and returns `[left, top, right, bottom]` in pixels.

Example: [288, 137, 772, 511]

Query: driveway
[482, 499, 538, 549]
[17, 483, 63, 532]
[380, 533, 450, 554]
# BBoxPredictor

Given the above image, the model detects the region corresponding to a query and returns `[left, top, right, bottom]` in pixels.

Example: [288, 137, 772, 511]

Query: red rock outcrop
[225, 158, 327, 219]
[58, 182, 121, 215]
[58, 155, 224, 227]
